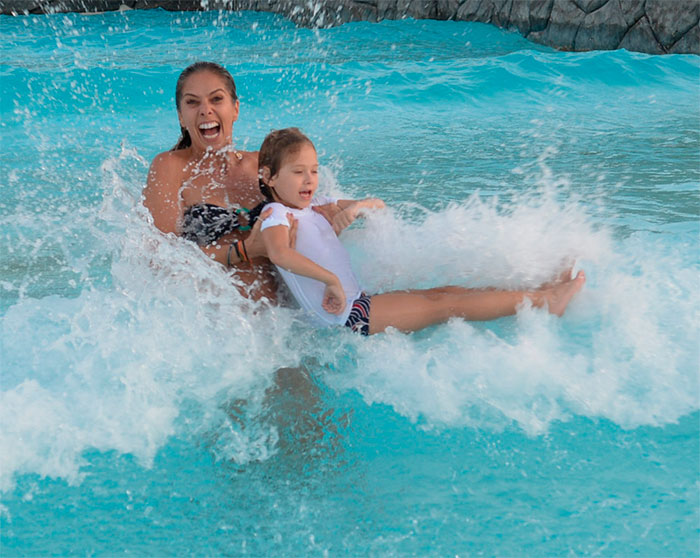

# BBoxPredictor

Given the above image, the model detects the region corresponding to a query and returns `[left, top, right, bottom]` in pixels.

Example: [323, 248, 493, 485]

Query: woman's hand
[244, 209, 298, 260]
[322, 280, 346, 315]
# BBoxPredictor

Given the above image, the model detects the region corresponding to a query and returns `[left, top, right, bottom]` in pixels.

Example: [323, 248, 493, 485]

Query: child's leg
[368, 271, 585, 334]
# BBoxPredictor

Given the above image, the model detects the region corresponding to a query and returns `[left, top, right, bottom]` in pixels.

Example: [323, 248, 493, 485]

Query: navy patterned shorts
[344, 294, 372, 336]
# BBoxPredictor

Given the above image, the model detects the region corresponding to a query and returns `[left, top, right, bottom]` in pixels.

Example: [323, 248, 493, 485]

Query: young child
[259, 128, 585, 336]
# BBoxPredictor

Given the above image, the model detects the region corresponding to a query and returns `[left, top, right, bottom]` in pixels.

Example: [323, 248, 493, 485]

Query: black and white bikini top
[180, 202, 265, 245]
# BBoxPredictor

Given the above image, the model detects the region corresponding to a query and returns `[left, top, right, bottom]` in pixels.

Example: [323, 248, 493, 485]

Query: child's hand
[322, 281, 346, 315]
[359, 197, 385, 210]
[312, 202, 342, 230]
[331, 198, 386, 235]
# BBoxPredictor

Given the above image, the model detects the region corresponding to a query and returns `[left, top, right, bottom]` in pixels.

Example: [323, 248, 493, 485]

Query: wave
[1, 149, 697, 493]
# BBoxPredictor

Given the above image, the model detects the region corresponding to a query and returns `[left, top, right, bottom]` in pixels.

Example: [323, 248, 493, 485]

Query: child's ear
[261, 166, 273, 185]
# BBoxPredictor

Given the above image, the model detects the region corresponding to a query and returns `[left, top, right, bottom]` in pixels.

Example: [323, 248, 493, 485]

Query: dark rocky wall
[1, 0, 698, 55]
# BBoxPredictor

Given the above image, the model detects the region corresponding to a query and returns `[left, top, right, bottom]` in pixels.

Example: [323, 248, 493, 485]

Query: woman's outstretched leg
[368, 271, 585, 334]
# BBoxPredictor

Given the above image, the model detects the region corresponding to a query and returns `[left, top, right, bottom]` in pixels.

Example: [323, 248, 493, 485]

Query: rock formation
[1, 0, 698, 55]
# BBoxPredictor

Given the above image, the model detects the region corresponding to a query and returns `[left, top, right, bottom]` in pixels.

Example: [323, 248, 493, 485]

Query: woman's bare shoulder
[239, 149, 259, 167]
[144, 149, 191, 205]
[143, 150, 191, 232]
[149, 149, 190, 176]
[146, 149, 192, 193]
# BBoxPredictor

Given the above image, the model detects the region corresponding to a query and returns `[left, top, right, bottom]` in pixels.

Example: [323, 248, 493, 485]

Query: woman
[142, 61, 343, 300]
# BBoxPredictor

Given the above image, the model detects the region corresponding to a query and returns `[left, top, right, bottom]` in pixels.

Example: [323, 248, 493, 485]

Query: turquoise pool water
[1, 9, 699, 556]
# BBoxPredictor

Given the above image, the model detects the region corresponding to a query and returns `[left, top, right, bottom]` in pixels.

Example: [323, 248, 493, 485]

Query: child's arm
[336, 198, 385, 211]
[262, 224, 346, 315]
[329, 198, 386, 235]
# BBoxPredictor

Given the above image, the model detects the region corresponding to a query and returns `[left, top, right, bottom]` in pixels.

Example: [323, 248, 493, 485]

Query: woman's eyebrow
[182, 88, 226, 98]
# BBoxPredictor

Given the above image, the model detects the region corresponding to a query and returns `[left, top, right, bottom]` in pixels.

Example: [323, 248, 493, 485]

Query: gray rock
[617, 0, 646, 29]
[646, 0, 699, 49]
[574, 0, 627, 52]
[572, 0, 607, 13]
[1, 0, 697, 54]
[435, 0, 458, 20]
[668, 21, 700, 54]
[528, 0, 583, 51]
[455, 0, 492, 22]
[524, 0, 554, 34]
[619, 15, 665, 55]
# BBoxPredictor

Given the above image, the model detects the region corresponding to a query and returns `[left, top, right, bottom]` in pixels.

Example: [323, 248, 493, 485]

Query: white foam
[1, 152, 697, 492]
[1, 150, 299, 491]
[316, 169, 699, 434]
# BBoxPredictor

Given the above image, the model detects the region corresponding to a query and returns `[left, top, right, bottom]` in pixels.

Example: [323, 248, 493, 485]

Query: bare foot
[540, 266, 574, 289]
[543, 270, 585, 316]
[556, 266, 574, 283]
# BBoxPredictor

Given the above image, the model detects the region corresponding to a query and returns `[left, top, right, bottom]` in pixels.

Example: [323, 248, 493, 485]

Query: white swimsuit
[261, 197, 363, 328]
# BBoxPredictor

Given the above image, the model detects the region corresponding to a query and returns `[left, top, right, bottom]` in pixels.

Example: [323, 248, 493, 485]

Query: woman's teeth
[199, 122, 220, 138]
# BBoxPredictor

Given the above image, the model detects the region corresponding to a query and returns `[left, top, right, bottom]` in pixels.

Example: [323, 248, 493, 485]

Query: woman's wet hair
[258, 128, 315, 201]
[172, 61, 238, 151]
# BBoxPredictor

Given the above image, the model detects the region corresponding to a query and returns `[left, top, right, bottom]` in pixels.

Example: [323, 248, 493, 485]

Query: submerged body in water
[1, 10, 698, 557]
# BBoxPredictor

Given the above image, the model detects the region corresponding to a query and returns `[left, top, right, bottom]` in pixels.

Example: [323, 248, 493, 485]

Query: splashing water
[1, 10, 698, 556]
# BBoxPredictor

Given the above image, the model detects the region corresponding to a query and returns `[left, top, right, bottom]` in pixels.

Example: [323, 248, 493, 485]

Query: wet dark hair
[172, 61, 238, 151]
[258, 127, 315, 201]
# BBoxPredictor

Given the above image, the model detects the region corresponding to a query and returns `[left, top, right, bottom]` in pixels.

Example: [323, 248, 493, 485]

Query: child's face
[268, 143, 319, 209]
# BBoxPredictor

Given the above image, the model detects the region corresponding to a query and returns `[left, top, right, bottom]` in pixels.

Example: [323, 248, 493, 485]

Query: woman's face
[177, 70, 239, 152]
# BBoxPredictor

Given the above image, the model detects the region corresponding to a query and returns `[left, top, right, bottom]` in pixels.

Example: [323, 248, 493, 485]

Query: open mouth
[299, 190, 313, 200]
[198, 121, 221, 139]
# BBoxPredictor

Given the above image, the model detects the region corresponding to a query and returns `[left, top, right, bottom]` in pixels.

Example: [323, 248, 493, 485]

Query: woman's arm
[262, 224, 346, 314]
[143, 152, 182, 235]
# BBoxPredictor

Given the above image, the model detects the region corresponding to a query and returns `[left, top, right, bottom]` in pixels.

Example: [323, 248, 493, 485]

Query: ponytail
[173, 126, 192, 151]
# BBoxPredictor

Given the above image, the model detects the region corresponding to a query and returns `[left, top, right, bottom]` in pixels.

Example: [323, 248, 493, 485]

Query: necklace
[232, 148, 243, 161]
